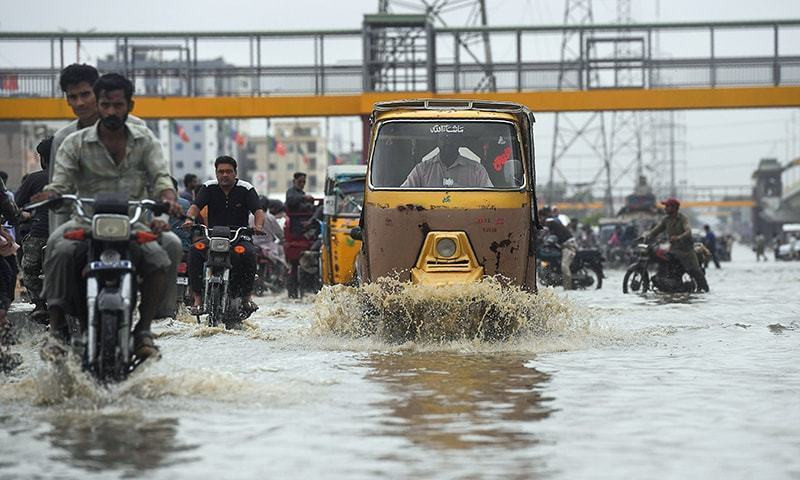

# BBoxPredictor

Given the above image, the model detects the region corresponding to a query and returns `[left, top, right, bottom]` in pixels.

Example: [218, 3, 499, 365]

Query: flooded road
[1, 244, 798, 479]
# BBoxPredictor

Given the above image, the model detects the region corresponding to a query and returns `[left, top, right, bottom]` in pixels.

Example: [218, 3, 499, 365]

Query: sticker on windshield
[430, 124, 464, 134]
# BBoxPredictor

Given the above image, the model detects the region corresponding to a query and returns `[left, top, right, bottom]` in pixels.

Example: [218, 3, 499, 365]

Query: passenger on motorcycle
[182, 156, 266, 314]
[35, 73, 183, 359]
[539, 206, 577, 290]
[15, 137, 53, 323]
[641, 197, 709, 292]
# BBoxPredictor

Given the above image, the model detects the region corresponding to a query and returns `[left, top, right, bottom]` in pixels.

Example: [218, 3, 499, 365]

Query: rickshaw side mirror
[349, 226, 363, 241]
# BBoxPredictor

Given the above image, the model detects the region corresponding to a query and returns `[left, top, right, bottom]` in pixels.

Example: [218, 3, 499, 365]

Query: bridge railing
[1, 19, 798, 98]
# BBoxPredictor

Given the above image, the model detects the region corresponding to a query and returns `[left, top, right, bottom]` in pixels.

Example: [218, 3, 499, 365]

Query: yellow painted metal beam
[555, 199, 755, 211]
[2, 86, 800, 120]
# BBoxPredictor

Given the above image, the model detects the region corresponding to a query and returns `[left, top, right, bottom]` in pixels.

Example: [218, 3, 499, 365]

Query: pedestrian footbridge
[1, 19, 800, 119]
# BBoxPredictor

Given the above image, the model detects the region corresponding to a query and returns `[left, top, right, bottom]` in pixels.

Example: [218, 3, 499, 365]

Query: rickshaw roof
[326, 164, 367, 180]
[372, 99, 533, 122]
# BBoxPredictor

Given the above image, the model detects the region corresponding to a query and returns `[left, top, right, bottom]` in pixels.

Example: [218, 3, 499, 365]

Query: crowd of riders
[0, 64, 317, 373]
[0, 62, 731, 374]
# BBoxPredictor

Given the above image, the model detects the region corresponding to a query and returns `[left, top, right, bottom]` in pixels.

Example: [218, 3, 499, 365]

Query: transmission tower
[606, 0, 646, 201]
[547, 0, 613, 214]
[379, 0, 496, 92]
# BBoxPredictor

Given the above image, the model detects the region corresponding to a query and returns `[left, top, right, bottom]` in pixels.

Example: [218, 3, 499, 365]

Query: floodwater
[1, 244, 798, 479]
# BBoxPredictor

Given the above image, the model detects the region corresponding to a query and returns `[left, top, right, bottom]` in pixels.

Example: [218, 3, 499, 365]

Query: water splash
[312, 277, 584, 344]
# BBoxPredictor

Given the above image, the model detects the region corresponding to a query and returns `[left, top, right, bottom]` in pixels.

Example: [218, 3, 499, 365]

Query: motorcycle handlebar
[23, 194, 169, 225]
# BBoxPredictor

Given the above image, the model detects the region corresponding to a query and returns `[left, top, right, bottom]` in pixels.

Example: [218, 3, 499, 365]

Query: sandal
[134, 331, 160, 361]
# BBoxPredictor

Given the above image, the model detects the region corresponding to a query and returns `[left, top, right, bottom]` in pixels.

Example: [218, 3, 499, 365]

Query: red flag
[234, 132, 246, 147]
[172, 121, 190, 142]
[275, 141, 287, 156]
[1, 75, 18, 91]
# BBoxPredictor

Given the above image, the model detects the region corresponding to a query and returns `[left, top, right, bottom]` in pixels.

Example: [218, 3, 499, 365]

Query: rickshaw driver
[401, 129, 493, 188]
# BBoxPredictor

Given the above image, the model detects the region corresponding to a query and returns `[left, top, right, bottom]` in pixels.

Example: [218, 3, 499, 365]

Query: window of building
[176, 161, 184, 169]
[309, 175, 317, 189]
[194, 142, 202, 150]
[287, 163, 295, 170]
[175, 143, 183, 151]
[306, 141, 317, 153]
[193, 124, 202, 132]
[268, 163, 276, 171]
[268, 180, 277, 188]
[308, 157, 317, 169]
[286, 179, 293, 189]
[194, 161, 202, 169]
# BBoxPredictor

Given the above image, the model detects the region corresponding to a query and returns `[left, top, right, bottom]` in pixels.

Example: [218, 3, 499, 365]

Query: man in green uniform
[642, 197, 709, 292]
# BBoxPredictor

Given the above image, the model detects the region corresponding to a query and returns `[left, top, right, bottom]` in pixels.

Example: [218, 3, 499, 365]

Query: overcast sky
[1, 0, 799, 192]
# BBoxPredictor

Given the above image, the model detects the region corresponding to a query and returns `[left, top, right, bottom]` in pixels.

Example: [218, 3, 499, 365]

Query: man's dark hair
[93, 73, 134, 103]
[214, 155, 237, 171]
[59, 63, 99, 92]
[36, 136, 54, 161]
[0, 171, 8, 184]
[704, 224, 710, 230]
[293, 172, 307, 180]
[183, 173, 198, 189]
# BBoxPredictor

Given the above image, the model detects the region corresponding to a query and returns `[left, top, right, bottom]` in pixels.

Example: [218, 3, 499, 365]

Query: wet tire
[623, 266, 649, 294]
[591, 266, 603, 289]
[207, 284, 223, 327]
[96, 311, 119, 381]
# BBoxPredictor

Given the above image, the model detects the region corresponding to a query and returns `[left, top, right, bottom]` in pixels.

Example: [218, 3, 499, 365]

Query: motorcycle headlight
[435, 238, 457, 258]
[92, 215, 130, 241]
[209, 238, 230, 252]
[99, 249, 122, 265]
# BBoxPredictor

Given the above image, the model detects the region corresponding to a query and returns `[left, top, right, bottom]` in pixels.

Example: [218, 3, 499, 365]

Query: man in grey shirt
[48, 64, 180, 320]
[38, 74, 182, 359]
[401, 133, 493, 188]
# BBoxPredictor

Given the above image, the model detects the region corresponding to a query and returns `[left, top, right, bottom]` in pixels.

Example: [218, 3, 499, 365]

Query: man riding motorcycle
[182, 156, 266, 314]
[640, 197, 709, 292]
[539, 206, 577, 290]
[34, 73, 182, 359]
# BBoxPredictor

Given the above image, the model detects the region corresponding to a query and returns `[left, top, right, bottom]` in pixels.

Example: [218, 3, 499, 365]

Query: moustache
[101, 115, 125, 130]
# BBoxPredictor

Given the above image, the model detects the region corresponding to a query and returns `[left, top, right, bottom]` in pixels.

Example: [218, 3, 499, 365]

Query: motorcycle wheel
[622, 266, 649, 294]
[590, 266, 603, 290]
[96, 311, 121, 381]
[207, 284, 223, 327]
[269, 263, 287, 294]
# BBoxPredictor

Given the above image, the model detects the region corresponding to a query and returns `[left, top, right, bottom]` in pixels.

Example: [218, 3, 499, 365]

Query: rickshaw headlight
[436, 238, 457, 258]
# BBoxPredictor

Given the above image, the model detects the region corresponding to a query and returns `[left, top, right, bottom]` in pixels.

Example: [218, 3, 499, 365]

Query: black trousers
[189, 239, 257, 298]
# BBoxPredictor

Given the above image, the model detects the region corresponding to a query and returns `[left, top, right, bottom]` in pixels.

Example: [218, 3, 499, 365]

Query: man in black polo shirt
[182, 156, 266, 312]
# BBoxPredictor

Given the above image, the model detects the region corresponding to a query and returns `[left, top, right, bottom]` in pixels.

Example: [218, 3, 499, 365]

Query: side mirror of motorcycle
[349, 226, 363, 241]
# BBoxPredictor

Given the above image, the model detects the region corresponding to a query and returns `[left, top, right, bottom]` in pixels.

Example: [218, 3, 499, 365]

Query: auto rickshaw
[321, 165, 366, 285]
[352, 99, 539, 290]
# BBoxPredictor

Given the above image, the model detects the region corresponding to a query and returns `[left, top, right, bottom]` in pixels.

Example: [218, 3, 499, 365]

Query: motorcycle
[537, 234, 605, 289]
[622, 241, 708, 294]
[24, 193, 168, 382]
[191, 224, 257, 327]
[252, 235, 287, 295]
[298, 246, 322, 297]
[175, 250, 192, 311]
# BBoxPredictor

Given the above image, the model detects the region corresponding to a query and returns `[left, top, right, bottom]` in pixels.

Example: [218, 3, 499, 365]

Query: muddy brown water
[1, 245, 798, 479]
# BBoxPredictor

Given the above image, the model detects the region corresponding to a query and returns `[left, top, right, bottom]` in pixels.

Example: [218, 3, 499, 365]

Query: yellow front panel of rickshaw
[322, 216, 361, 285]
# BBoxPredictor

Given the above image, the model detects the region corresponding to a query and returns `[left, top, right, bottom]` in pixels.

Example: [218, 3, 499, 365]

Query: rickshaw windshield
[370, 120, 524, 190]
[334, 178, 365, 215]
